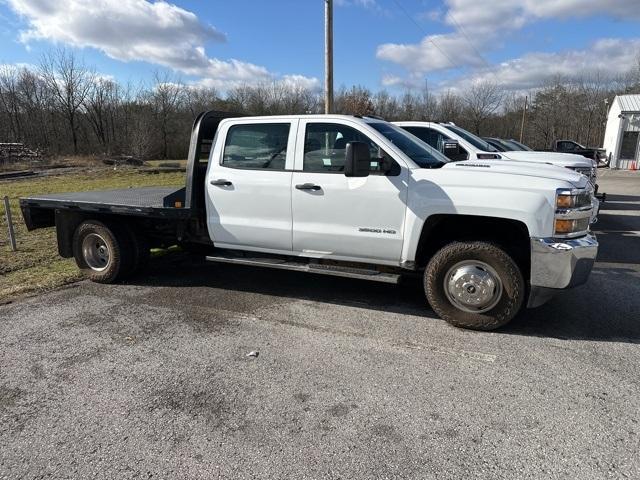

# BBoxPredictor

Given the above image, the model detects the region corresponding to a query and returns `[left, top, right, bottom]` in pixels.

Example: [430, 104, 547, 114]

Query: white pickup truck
[20, 112, 598, 330]
[396, 121, 599, 186]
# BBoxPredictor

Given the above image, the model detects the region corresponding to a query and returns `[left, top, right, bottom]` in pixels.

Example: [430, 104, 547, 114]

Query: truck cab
[20, 112, 599, 331]
[552, 139, 607, 163]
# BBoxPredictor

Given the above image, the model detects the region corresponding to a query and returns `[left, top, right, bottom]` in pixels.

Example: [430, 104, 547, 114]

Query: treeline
[1, 49, 639, 160]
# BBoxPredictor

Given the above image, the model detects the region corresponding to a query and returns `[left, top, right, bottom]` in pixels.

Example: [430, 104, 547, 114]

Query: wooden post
[519, 95, 528, 143]
[324, 0, 334, 114]
[3, 196, 16, 251]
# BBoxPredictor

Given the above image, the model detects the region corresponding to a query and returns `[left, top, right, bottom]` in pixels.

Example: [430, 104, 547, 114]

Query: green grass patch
[0, 168, 185, 303]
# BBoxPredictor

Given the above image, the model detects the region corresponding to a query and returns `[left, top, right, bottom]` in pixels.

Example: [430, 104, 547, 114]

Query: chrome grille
[570, 166, 596, 184]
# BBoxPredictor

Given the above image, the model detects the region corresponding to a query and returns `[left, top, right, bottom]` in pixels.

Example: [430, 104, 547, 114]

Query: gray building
[603, 94, 640, 169]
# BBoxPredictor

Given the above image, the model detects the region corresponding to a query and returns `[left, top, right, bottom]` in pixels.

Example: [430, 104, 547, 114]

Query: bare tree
[462, 81, 503, 134]
[39, 49, 94, 154]
[372, 90, 399, 120]
[184, 85, 221, 118]
[147, 72, 184, 159]
[85, 77, 122, 152]
[1, 50, 638, 163]
[334, 86, 374, 116]
[0, 66, 22, 141]
[436, 90, 464, 123]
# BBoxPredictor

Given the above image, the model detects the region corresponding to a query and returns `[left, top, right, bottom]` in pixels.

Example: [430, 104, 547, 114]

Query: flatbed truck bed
[19, 110, 233, 263]
[21, 187, 189, 223]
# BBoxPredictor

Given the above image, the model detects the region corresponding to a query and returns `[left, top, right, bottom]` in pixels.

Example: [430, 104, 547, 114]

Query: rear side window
[222, 123, 290, 170]
[403, 126, 446, 150]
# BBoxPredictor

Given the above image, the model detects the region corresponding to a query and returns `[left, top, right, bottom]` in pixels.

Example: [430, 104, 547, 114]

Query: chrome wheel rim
[82, 233, 111, 272]
[444, 261, 503, 314]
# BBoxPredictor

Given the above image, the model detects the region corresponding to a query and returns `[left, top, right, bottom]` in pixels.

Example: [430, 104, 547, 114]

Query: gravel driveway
[1, 171, 639, 479]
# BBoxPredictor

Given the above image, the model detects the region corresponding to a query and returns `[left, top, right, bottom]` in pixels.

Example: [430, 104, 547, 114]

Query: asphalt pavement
[1, 170, 639, 479]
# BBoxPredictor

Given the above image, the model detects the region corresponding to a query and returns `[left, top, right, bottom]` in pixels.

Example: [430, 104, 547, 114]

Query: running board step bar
[206, 253, 400, 284]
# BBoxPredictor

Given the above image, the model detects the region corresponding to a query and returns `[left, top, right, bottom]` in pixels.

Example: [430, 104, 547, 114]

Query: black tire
[424, 241, 525, 330]
[72, 220, 134, 284]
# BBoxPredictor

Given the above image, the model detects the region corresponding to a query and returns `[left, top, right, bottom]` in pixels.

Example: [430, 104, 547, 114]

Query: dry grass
[145, 159, 188, 169]
[0, 155, 105, 172]
[0, 167, 185, 303]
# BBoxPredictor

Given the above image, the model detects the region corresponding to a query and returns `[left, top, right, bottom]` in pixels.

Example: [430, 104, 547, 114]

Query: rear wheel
[424, 241, 525, 330]
[72, 220, 134, 283]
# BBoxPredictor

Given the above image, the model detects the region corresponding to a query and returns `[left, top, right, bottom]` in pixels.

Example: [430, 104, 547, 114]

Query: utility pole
[324, 0, 334, 114]
[519, 95, 528, 143]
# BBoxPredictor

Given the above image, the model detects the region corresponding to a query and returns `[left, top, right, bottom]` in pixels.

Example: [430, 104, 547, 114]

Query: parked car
[507, 139, 534, 151]
[549, 139, 607, 163]
[396, 122, 599, 191]
[483, 137, 531, 152]
[484, 136, 606, 201]
[20, 112, 598, 331]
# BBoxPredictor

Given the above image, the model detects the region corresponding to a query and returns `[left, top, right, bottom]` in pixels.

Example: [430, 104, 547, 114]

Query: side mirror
[442, 139, 461, 159]
[344, 141, 370, 177]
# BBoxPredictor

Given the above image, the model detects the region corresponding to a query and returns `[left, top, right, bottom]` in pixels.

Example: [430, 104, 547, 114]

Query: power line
[445, 11, 493, 71]
[389, 0, 459, 71]
[390, 0, 498, 80]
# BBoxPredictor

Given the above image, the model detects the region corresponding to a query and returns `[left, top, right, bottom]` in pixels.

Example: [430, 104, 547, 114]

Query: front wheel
[424, 242, 525, 330]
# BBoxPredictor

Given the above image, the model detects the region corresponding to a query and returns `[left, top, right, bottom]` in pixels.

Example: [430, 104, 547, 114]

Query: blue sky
[1, 0, 639, 92]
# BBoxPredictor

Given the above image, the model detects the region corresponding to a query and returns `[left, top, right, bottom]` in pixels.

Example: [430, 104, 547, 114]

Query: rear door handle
[295, 183, 322, 191]
[210, 179, 232, 186]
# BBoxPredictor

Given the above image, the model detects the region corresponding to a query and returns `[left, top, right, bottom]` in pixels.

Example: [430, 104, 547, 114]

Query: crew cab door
[205, 119, 298, 252]
[291, 120, 408, 264]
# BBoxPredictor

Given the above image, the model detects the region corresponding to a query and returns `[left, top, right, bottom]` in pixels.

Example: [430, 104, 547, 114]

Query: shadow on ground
[121, 188, 640, 345]
[128, 239, 640, 345]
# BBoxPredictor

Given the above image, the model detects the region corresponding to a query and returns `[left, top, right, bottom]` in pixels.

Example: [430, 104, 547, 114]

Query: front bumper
[527, 233, 598, 307]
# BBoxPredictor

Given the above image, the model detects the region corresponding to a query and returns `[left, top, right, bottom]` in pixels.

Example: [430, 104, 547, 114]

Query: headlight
[554, 188, 593, 238]
[556, 188, 592, 209]
[555, 218, 591, 235]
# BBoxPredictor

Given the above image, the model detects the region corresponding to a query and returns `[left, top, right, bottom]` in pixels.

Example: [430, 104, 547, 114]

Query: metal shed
[603, 94, 640, 169]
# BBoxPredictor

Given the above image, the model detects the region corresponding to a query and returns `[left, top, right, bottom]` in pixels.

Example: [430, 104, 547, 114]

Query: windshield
[368, 121, 449, 168]
[484, 138, 508, 152]
[442, 124, 498, 152]
[489, 138, 522, 151]
[507, 139, 533, 151]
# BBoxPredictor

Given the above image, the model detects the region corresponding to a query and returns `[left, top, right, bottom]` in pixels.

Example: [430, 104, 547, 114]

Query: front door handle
[210, 179, 232, 186]
[295, 183, 322, 191]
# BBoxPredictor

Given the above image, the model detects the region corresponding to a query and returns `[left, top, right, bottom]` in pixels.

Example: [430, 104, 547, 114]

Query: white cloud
[381, 73, 427, 89]
[281, 75, 321, 91]
[7, 0, 318, 90]
[195, 73, 322, 93]
[0, 62, 37, 73]
[443, 38, 640, 92]
[377, 0, 640, 77]
[377, 33, 484, 72]
[519, 0, 640, 20]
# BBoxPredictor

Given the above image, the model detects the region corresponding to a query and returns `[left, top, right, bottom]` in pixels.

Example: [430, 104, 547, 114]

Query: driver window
[303, 123, 397, 175]
[403, 126, 469, 160]
[222, 123, 290, 170]
[559, 141, 575, 151]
